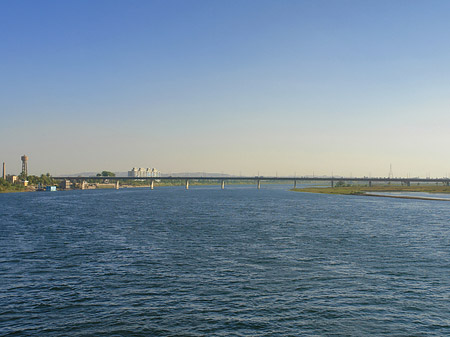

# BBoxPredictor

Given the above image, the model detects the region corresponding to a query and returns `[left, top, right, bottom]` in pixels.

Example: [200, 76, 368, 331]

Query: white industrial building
[128, 168, 161, 178]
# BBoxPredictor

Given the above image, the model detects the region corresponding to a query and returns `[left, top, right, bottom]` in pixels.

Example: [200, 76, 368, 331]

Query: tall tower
[21, 155, 28, 177]
[388, 163, 393, 179]
[2, 162, 5, 180]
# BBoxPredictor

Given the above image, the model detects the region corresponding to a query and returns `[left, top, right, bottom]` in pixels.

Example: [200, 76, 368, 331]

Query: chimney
[2, 162, 5, 179]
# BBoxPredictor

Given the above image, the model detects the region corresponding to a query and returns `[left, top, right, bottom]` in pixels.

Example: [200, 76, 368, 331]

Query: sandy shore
[362, 193, 450, 201]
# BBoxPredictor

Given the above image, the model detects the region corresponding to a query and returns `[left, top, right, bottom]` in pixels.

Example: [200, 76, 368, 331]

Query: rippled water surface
[1, 185, 450, 336]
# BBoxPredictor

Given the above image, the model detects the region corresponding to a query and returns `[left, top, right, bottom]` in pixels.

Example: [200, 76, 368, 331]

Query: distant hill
[162, 172, 233, 177]
[57, 172, 99, 177]
[116, 172, 233, 177]
[56, 172, 343, 178]
[56, 171, 233, 178]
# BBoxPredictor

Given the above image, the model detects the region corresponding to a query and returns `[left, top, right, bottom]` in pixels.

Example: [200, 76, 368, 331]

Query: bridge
[51, 176, 450, 190]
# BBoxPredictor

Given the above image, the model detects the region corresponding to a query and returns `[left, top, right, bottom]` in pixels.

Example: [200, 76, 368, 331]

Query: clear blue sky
[1, 0, 450, 177]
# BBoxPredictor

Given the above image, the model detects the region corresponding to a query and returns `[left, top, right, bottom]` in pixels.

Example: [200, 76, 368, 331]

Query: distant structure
[2, 162, 5, 180]
[61, 180, 72, 190]
[7, 175, 18, 184]
[388, 163, 393, 179]
[128, 168, 161, 178]
[21, 155, 28, 177]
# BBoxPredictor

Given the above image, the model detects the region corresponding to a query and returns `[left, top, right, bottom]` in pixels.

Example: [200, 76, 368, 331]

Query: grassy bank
[0, 178, 27, 193]
[292, 185, 450, 195]
[0, 185, 27, 193]
[0, 186, 27, 193]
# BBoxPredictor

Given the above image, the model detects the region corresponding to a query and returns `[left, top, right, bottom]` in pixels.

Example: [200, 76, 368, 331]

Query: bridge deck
[52, 176, 450, 183]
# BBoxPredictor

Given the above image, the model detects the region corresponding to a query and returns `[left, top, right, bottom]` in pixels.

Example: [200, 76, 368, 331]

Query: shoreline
[362, 193, 450, 201]
[292, 186, 450, 201]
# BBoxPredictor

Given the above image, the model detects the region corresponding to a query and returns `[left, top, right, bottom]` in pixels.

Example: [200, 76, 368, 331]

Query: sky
[1, 0, 450, 177]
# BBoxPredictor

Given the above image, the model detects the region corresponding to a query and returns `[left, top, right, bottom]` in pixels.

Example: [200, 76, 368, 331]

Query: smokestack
[2, 162, 5, 180]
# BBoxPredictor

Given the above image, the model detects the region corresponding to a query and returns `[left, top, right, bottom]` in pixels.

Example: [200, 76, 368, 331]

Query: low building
[60, 180, 72, 190]
[128, 168, 161, 178]
[7, 175, 18, 184]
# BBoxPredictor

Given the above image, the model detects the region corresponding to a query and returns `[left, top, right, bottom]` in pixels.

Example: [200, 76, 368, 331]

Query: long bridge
[52, 176, 450, 190]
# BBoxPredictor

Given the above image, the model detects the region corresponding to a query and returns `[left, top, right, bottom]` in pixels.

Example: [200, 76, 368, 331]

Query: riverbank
[0, 181, 27, 193]
[292, 185, 450, 200]
[0, 187, 26, 193]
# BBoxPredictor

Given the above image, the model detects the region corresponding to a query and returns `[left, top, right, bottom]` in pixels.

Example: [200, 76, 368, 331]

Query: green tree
[98, 171, 116, 177]
[0, 177, 25, 192]
[335, 181, 346, 187]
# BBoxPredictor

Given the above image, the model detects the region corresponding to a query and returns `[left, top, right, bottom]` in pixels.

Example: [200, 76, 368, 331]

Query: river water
[1, 185, 450, 336]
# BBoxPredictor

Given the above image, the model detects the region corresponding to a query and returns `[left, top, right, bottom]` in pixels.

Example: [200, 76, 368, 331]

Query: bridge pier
[221, 180, 225, 190]
[150, 180, 154, 190]
[115, 181, 120, 190]
[369, 180, 372, 187]
[406, 180, 410, 187]
[257, 179, 261, 190]
[447, 181, 450, 187]
[294, 180, 297, 189]
[331, 179, 334, 188]
[185, 179, 189, 190]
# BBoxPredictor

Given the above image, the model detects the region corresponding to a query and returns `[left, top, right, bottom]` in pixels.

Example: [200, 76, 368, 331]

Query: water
[1, 185, 450, 336]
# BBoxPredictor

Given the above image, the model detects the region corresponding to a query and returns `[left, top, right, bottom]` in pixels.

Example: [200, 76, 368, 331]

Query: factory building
[7, 175, 18, 184]
[128, 168, 161, 178]
[60, 180, 72, 190]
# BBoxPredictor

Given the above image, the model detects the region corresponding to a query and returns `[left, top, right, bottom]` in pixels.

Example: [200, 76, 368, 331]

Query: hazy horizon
[2, 0, 450, 178]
